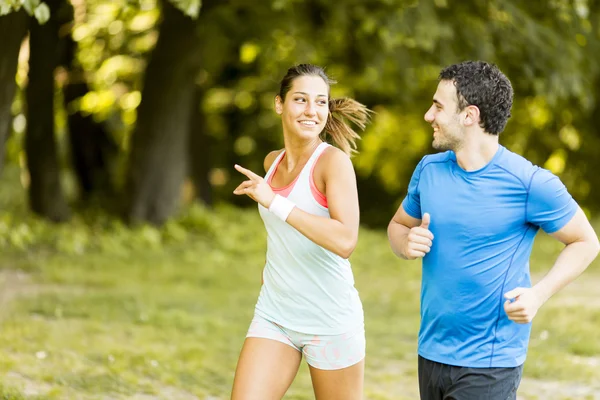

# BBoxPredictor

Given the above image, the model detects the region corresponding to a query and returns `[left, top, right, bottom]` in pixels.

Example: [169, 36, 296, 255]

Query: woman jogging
[230, 64, 372, 400]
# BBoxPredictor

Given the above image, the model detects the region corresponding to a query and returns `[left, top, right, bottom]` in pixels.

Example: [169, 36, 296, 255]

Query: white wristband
[268, 194, 296, 222]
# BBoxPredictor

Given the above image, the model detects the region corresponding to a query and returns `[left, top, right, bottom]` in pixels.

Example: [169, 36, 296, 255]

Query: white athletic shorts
[246, 313, 365, 370]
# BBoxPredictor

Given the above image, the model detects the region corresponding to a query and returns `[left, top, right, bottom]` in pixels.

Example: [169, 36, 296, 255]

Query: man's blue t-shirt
[402, 145, 578, 368]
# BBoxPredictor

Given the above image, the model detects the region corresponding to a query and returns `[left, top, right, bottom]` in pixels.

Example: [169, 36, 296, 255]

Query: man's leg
[444, 364, 524, 400]
[418, 356, 446, 400]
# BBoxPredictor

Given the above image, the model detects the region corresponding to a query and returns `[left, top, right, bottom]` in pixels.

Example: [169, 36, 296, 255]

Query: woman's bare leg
[231, 337, 302, 400]
[309, 358, 365, 400]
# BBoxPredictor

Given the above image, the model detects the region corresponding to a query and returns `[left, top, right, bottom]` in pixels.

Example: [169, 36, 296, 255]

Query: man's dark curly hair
[439, 61, 513, 135]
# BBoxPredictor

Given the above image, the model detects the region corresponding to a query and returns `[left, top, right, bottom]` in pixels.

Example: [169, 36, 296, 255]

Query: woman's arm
[234, 147, 359, 259]
[285, 147, 359, 258]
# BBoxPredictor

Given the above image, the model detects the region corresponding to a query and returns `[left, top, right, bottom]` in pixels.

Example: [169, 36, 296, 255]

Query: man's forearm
[387, 221, 412, 260]
[533, 240, 600, 304]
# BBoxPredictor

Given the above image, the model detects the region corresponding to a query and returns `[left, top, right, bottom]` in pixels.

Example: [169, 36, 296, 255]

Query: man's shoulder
[420, 151, 454, 169]
[495, 146, 541, 187]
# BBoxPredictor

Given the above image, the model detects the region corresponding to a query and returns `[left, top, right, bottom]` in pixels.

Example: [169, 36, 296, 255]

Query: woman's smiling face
[276, 75, 329, 140]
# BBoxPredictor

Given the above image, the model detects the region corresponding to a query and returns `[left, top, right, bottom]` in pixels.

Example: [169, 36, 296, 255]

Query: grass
[0, 167, 599, 399]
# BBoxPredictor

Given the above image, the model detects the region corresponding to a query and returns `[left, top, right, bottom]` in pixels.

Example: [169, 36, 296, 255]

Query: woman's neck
[281, 137, 322, 172]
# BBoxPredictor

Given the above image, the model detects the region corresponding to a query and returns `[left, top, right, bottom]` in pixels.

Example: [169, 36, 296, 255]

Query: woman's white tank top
[255, 142, 364, 334]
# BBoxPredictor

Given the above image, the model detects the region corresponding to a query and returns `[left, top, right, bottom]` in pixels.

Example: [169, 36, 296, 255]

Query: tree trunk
[65, 81, 118, 201]
[59, 29, 118, 203]
[25, 0, 70, 221]
[125, 1, 201, 225]
[188, 88, 213, 206]
[0, 10, 29, 172]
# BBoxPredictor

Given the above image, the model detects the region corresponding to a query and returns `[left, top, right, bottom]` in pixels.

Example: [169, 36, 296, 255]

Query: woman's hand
[233, 164, 276, 209]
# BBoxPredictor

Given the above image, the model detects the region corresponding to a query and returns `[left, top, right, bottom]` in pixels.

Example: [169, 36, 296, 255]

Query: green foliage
[183, 0, 600, 223]
[168, 0, 200, 18]
[0, 167, 215, 257]
[65, 0, 161, 151]
[0, 202, 216, 257]
[5, 0, 600, 224]
[0, 0, 50, 23]
[0, 383, 27, 400]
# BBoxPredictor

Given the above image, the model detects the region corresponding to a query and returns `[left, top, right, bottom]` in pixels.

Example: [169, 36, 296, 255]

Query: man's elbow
[387, 220, 394, 242]
[590, 234, 600, 258]
[577, 232, 600, 264]
[387, 221, 407, 259]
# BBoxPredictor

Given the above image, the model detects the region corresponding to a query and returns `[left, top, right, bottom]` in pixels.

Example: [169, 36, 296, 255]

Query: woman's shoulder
[319, 145, 352, 168]
[314, 145, 354, 181]
[263, 149, 285, 173]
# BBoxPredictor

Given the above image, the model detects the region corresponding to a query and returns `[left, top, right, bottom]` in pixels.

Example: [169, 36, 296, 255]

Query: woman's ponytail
[323, 98, 372, 155]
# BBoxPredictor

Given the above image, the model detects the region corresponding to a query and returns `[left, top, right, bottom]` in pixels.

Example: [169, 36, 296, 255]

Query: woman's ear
[275, 95, 283, 115]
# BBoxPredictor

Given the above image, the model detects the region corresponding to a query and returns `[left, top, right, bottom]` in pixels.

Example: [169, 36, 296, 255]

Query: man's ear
[464, 105, 480, 126]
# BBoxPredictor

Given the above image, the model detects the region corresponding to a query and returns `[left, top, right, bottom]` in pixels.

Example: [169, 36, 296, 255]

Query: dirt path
[519, 377, 600, 400]
[0, 269, 35, 306]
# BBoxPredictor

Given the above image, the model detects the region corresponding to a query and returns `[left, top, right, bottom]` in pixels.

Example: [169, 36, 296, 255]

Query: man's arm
[504, 207, 600, 323]
[388, 206, 433, 260]
[535, 207, 599, 302]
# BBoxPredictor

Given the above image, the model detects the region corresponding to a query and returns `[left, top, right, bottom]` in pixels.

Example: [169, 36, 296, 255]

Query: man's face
[424, 80, 465, 151]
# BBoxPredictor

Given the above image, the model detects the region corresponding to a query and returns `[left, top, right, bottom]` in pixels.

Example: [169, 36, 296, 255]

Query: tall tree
[25, 0, 70, 221]
[188, 87, 213, 206]
[124, 0, 203, 224]
[58, 15, 118, 203]
[0, 9, 28, 172]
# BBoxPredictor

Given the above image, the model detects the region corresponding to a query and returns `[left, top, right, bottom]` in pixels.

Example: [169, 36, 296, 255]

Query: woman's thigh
[309, 358, 365, 400]
[231, 337, 302, 400]
[305, 325, 366, 400]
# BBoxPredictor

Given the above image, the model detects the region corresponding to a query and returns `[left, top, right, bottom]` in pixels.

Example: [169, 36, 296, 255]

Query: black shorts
[418, 355, 524, 400]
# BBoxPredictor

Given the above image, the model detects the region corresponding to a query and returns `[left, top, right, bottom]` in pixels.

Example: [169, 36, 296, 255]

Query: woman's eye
[295, 98, 305, 102]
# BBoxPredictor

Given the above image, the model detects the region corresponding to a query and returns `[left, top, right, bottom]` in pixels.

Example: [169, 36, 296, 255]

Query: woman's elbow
[336, 237, 357, 259]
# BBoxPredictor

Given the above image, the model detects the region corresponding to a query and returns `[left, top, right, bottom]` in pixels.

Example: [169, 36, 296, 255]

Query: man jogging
[388, 60, 599, 400]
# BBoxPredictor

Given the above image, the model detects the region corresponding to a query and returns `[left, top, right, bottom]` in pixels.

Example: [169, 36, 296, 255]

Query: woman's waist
[263, 255, 354, 288]
[256, 284, 363, 331]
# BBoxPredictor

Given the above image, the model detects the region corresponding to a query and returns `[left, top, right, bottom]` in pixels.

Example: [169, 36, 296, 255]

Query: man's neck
[454, 133, 500, 171]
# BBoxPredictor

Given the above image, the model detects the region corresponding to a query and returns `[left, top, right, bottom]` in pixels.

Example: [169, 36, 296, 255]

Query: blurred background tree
[1, 0, 598, 227]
